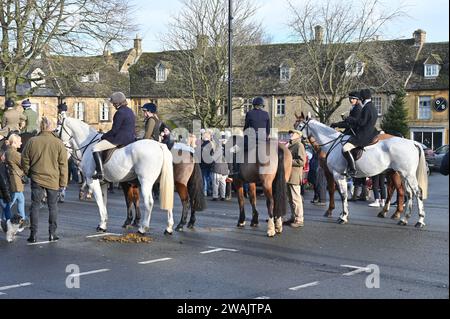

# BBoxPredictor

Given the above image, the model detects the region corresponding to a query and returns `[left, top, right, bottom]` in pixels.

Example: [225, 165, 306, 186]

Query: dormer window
[30, 68, 46, 88]
[280, 61, 294, 82]
[0, 77, 4, 88]
[80, 72, 100, 83]
[155, 62, 169, 83]
[424, 64, 439, 78]
[345, 54, 365, 77]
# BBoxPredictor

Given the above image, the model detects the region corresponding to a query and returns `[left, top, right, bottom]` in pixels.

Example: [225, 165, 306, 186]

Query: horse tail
[187, 162, 206, 211]
[414, 142, 428, 200]
[159, 144, 174, 210]
[272, 145, 288, 218]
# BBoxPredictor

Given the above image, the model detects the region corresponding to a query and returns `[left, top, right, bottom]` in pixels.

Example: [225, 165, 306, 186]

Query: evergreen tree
[381, 89, 409, 138]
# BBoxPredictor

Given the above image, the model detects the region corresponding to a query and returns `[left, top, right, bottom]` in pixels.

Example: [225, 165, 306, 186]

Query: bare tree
[287, 0, 405, 123]
[0, 0, 135, 101]
[161, 0, 266, 128]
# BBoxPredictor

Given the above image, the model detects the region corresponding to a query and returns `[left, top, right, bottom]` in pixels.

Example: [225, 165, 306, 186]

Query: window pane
[418, 96, 431, 120]
[422, 132, 432, 148]
[433, 132, 443, 150]
[413, 132, 422, 143]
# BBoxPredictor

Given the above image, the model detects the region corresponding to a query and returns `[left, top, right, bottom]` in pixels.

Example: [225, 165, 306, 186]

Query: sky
[130, 0, 449, 52]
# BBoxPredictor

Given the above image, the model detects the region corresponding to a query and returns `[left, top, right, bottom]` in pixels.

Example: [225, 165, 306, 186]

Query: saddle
[350, 134, 395, 161]
[101, 145, 125, 165]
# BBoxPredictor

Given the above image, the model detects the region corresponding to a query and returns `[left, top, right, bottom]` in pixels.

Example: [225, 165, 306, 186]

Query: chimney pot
[314, 25, 324, 43]
[413, 29, 426, 47]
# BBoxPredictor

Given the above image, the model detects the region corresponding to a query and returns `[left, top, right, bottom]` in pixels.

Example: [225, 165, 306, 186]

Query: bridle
[57, 116, 101, 163]
[297, 117, 346, 159]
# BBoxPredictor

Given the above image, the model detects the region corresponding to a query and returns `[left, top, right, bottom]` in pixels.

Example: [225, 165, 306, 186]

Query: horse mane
[309, 119, 342, 139]
[66, 117, 99, 136]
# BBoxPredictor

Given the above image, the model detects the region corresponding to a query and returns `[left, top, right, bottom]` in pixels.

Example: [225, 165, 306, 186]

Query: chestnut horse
[225, 136, 292, 237]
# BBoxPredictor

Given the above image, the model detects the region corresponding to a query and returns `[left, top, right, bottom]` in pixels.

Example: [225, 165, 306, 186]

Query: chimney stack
[413, 29, 426, 47]
[134, 35, 142, 55]
[314, 25, 324, 43]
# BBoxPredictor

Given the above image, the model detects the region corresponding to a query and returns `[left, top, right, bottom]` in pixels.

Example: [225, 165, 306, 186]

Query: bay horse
[225, 135, 292, 237]
[120, 145, 205, 232]
[305, 133, 406, 220]
[295, 112, 428, 228]
[56, 115, 175, 235]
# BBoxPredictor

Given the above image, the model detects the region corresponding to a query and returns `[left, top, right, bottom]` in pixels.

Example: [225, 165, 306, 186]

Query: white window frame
[30, 68, 46, 88]
[99, 102, 110, 122]
[276, 98, 286, 116]
[74, 102, 85, 121]
[345, 54, 365, 77]
[373, 96, 382, 117]
[80, 72, 100, 83]
[0, 77, 4, 88]
[241, 98, 252, 116]
[410, 127, 446, 150]
[418, 96, 432, 120]
[424, 64, 439, 78]
[155, 63, 167, 83]
[280, 66, 291, 82]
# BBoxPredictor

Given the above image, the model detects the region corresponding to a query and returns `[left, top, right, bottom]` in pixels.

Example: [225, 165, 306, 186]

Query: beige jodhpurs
[92, 139, 117, 152]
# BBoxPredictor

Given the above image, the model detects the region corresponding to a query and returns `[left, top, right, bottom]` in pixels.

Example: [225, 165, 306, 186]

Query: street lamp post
[228, 0, 233, 128]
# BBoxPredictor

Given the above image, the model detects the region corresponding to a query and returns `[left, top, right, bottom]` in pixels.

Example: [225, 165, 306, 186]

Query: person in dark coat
[332, 91, 363, 136]
[0, 152, 12, 222]
[92, 92, 136, 181]
[331, 89, 378, 177]
[244, 96, 270, 141]
[142, 103, 161, 141]
[211, 141, 229, 201]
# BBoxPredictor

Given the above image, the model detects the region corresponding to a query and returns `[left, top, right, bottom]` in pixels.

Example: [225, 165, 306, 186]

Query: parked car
[427, 144, 449, 170]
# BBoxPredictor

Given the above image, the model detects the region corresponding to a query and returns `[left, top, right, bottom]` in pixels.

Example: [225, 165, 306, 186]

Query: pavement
[0, 174, 448, 299]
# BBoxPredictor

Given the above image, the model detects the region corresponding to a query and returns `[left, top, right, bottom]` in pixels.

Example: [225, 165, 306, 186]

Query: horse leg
[132, 186, 141, 227]
[400, 176, 426, 228]
[138, 182, 154, 235]
[334, 176, 349, 225]
[90, 180, 108, 232]
[390, 173, 404, 220]
[378, 173, 394, 218]
[121, 183, 133, 228]
[262, 182, 276, 237]
[175, 182, 189, 231]
[248, 183, 259, 227]
[165, 208, 174, 235]
[235, 180, 246, 228]
[187, 207, 196, 229]
[398, 179, 414, 227]
[325, 170, 336, 218]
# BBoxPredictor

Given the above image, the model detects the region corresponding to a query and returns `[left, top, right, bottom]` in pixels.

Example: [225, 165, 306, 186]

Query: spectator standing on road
[21, 117, 68, 243]
[200, 131, 213, 197]
[368, 173, 386, 207]
[284, 129, 307, 228]
[211, 140, 229, 201]
[5, 134, 27, 224]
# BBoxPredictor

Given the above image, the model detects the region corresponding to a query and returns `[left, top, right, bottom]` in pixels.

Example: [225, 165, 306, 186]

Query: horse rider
[57, 102, 68, 115]
[331, 91, 363, 136]
[91, 92, 136, 181]
[231, 96, 270, 175]
[1, 98, 26, 136]
[21, 99, 38, 134]
[331, 89, 378, 177]
[141, 102, 161, 141]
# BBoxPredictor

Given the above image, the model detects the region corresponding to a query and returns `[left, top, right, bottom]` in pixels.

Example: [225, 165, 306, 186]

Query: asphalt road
[0, 174, 448, 299]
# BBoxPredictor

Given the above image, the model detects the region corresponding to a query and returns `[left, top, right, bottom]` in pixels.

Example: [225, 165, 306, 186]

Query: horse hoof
[237, 222, 245, 228]
[391, 213, 401, 220]
[164, 230, 173, 235]
[250, 222, 259, 228]
[96, 226, 107, 233]
[132, 222, 140, 227]
[187, 223, 194, 229]
[175, 225, 184, 232]
[267, 231, 276, 238]
[324, 212, 332, 218]
[377, 212, 386, 218]
[397, 221, 407, 226]
[137, 230, 146, 236]
[415, 222, 425, 229]
[337, 218, 347, 225]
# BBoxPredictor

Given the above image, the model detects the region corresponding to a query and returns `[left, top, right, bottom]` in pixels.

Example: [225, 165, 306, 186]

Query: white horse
[295, 113, 428, 228]
[56, 115, 174, 235]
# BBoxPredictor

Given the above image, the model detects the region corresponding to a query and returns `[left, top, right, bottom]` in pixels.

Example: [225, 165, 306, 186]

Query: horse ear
[307, 112, 311, 120]
[300, 112, 305, 120]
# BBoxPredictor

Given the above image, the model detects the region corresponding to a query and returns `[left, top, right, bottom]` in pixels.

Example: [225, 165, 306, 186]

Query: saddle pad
[101, 145, 125, 164]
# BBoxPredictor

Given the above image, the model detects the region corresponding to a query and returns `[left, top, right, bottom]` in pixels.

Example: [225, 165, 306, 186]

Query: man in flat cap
[91, 92, 136, 181]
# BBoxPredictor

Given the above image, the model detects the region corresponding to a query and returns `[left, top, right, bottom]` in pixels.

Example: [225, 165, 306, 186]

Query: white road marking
[67, 269, 110, 278]
[0, 282, 33, 291]
[254, 296, 271, 299]
[27, 241, 58, 246]
[86, 233, 121, 238]
[341, 265, 371, 276]
[139, 258, 172, 265]
[289, 281, 320, 291]
[200, 246, 239, 254]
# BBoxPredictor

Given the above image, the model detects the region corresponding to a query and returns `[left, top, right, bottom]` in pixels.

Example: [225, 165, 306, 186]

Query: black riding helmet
[57, 102, 68, 113]
[252, 96, 265, 107]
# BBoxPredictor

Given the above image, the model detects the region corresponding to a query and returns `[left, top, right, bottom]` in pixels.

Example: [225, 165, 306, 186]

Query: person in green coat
[21, 99, 38, 134]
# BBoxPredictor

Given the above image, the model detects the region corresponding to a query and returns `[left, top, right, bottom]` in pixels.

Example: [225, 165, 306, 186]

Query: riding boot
[91, 152, 104, 181]
[343, 151, 357, 177]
